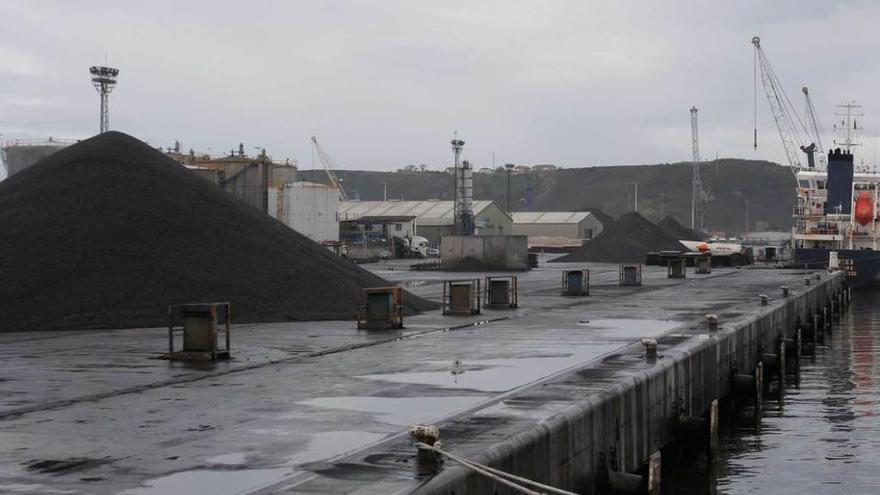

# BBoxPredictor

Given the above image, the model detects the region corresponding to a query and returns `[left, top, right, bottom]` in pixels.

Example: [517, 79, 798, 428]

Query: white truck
[408, 236, 430, 258]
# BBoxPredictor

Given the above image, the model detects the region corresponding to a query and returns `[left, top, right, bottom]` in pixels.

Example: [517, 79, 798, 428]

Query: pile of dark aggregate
[658, 215, 705, 241]
[0, 132, 436, 332]
[550, 212, 687, 263]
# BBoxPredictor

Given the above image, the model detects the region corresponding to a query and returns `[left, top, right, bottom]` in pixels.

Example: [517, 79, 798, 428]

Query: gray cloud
[2, 0, 879, 180]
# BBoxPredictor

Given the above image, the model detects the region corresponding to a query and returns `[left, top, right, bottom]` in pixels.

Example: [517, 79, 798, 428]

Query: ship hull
[794, 248, 880, 287]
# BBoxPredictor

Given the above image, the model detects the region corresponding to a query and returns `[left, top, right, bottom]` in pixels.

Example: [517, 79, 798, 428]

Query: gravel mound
[0, 132, 436, 332]
[658, 215, 705, 241]
[550, 212, 686, 263]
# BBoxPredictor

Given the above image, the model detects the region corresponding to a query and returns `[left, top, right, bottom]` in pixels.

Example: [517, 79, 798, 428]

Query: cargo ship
[791, 147, 880, 286]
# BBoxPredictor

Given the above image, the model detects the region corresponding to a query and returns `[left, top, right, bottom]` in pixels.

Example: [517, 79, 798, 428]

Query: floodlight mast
[90, 65, 119, 133]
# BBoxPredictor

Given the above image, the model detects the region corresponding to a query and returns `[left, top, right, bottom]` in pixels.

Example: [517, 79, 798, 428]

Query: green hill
[300, 159, 795, 233]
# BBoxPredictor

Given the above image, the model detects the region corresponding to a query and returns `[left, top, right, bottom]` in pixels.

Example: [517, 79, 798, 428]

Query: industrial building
[167, 144, 297, 214]
[512, 211, 604, 247]
[1, 138, 74, 177]
[268, 182, 339, 243]
[338, 200, 512, 245]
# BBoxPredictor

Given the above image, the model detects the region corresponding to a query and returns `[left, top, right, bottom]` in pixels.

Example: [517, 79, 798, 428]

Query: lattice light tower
[690, 106, 703, 231]
[89, 65, 119, 133]
[450, 136, 465, 234]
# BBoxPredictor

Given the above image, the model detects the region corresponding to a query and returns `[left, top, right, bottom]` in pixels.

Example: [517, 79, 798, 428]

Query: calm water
[665, 289, 880, 495]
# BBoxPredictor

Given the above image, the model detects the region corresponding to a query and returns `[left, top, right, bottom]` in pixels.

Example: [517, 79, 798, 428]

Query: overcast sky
[2, 0, 880, 179]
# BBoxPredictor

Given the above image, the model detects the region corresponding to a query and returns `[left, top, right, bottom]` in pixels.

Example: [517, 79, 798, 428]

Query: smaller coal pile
[658, 215, 705, 241]
[551, 212, 687, 263]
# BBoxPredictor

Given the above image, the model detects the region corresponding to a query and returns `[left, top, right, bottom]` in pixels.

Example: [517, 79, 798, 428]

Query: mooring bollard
[705, 314, 719, 331]
[759, 294, 768, 306]
[805, 276, 811, 286]
[409, 424, 442, 471]
[641, 338, 658, 360]
[781, 286, 789, 297]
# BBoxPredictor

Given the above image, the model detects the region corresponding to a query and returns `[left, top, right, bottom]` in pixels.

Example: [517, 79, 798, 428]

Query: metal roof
[338, 200, 500, 226]
[512, 211, 591, 224]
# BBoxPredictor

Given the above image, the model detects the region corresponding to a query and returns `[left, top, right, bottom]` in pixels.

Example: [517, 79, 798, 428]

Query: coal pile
[586, 208, 614, 231]
[0, 132, 436, 332]
[658, 215, 705, 241]
[550, 212, 687, 263]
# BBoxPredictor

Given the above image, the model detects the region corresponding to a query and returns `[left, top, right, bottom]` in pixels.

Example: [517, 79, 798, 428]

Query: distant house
[514, 165, 531, 175]
[532, 164, 558, 173]
[477, 167, 494, 174]
[444, 167, 456, 174]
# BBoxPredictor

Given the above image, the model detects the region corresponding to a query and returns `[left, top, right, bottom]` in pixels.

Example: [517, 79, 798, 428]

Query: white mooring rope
[415, 442, 579, 495]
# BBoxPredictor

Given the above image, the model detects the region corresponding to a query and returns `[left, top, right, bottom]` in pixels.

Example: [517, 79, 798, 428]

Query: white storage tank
[268, 181, 339, 243]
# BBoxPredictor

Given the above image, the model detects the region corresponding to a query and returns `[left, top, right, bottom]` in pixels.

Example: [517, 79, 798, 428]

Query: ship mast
[834, 101, 862, 153]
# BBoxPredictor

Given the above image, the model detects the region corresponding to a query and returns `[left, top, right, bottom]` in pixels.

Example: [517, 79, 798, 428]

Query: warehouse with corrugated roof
[512, 211, 604, 241]
[338, 200, 512, 245]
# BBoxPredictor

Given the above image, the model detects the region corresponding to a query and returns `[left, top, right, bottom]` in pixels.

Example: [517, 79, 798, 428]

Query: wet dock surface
[0, 259, 822, 494]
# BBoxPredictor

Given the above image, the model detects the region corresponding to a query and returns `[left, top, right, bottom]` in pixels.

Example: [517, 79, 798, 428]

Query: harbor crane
[752, 36, 816, 178]
[310, 136, 349, 201]
[690, 106, 703, 231]
[802, 87, 827, 169]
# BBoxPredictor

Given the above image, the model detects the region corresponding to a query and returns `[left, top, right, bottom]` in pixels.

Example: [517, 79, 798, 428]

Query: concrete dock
[0, 260, 845, 494]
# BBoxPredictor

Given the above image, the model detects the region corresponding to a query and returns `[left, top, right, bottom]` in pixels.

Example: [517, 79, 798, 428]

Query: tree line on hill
[300, 159, 795, 233]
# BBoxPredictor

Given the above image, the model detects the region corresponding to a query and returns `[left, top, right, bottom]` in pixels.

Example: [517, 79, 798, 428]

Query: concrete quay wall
[417, 271, 846, 494]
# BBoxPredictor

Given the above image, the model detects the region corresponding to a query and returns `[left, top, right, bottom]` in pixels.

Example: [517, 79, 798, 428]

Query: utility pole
[690, 106, 703, 230]
[634, 182, 638, 213]
[504, 163, 515, 214]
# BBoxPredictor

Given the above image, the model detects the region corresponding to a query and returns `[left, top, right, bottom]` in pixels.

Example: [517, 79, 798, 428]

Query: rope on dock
[415, 442, 579, 495]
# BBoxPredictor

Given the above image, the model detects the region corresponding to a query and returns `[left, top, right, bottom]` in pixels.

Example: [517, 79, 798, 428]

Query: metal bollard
[805, 277, 811, 286]
[760, 294, 768, 306]
[642, 338, 658, 359]
[781, 286, 790, 297]
[705, 314, 719, 331]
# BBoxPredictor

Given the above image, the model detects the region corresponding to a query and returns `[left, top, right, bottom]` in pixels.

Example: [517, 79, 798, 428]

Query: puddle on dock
[355, 319, 681, 392]
[297, 396, 487, 426]
[120, 468, 293, 495]
[576, 319, 681, 338]
[286, 430, 387, 465]
[205, 453, 248, 466]
[129, 430, 387, 495]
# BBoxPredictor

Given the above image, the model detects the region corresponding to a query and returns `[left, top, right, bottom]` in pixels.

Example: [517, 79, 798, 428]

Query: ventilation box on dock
[357, 287, 404, 330]
[443, 279, 481, 315]
[619, 264, 642, 286]
[484, 276, 518, 309]
[165, 302, 231, 361]
[562, 269, 590, 296]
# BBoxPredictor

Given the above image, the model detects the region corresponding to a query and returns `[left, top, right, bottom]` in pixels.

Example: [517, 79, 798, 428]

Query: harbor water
[665, 289, 880, 494]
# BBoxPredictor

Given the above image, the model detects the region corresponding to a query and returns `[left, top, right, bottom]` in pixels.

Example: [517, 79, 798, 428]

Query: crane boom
[802, 87, 827, 169]
[310, 136, 349, 201]
[690, 106, 703, 230]
[752, 36, 812, 178]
